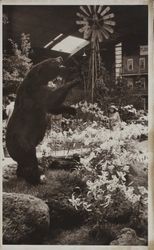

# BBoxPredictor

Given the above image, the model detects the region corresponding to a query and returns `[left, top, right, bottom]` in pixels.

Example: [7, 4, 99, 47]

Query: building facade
[122, 45, 148, 110]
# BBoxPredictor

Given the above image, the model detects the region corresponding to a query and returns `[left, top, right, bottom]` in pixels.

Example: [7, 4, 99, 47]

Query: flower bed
[3, 101, 148, 245]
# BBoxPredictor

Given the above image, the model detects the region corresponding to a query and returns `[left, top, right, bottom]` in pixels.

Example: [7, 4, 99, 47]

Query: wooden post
[91, 42, 95, 103]
[89, 39, 101, 103]
[97, 41, 101, 74]
[94, 45, 97, 82]
[83, 72, 87, 100]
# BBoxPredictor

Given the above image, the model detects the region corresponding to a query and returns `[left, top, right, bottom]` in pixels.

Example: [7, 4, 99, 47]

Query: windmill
[76, 5, 116, 102]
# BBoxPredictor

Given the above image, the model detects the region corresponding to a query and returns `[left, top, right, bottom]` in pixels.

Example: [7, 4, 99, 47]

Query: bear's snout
[59, 65, 65, 69]
[56, 56, 63, 64]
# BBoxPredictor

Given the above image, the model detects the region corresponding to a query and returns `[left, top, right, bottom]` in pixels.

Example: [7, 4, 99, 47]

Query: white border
[0, 1, 153, 250]
[148, 1, 154, 250]
[0, 0, 3, 248]
[0, 0, 149, 5]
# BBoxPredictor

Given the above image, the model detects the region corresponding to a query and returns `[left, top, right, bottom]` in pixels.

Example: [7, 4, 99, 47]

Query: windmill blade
[100, 6, 110, 17]
[84, 28, 92, 39]
[79, 26, 89, 33]
[87, 5, 92, 14]
[76, 20, 89, 25]
[76, 12, 92, 21]
[104, 20, 116, 26]
[103, 13, 115, 20]
[79, 27, 85, 33]
[101, 28, 110, 39]
[76, 12, 87, 19]
[80, 6, 90, 16]
[93, 5, 97, 13]
[103, 24, 114, 33]
[97, 5, 104, 14]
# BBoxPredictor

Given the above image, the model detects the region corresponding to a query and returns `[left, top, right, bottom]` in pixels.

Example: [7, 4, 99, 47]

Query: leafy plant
[3, 33, 32, 82]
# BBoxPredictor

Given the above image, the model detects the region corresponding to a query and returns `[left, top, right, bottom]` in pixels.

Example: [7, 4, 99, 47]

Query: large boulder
[110, 228, 146, 245]
[3, 192, 50, 244]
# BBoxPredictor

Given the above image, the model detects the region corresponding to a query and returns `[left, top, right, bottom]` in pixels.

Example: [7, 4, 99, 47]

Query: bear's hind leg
[17, 149, 41, 185]
[16, 164, 24, 178]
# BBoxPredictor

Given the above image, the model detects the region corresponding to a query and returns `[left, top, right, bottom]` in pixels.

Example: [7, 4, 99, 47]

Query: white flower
[108, 165, 115, 171]
[87, 180, 103, 199]
[68, 194, 82, 210]
[138, 186, 148, 195]
[117, 171, 126, 182]
[100, 194, 112, 208]
[123, 165, 130, 172]
[123, 186, 141, 203]
[82, 202, 92, 212]
[40, 175, 47, 184]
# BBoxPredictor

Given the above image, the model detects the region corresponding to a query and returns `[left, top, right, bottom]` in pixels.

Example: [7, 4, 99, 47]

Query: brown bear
[6, 57, 78, 184]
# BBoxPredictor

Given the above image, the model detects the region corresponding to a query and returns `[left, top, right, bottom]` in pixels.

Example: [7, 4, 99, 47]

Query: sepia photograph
[1, 2, 151, 247]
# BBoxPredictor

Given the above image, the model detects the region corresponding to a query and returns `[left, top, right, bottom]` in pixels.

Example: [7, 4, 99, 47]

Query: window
[139, 57, 145, 70]
[127, 59, 133, 71]
[115, 43, 122, 79]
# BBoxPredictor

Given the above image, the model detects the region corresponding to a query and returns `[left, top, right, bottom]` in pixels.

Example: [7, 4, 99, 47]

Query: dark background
[3, 5, 148, 63]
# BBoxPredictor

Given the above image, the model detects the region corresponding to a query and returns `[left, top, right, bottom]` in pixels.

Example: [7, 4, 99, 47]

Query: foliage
[3, 14, 9, 24]
[39, 108, 148, 157]
[3, 169, 88, 231]
[36, 102, 148, 239]
[119, 105, 137, 121]
[73, 101, 109, 126]
[3, 113, 148, 246]
[3, 33, 32, 82]
[67, 121, 148, 232]
[3, 99, 148, 243]
[94, 74, 146, 110]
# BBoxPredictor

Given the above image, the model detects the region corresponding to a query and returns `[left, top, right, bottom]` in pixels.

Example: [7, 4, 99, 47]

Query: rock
[3, 192, 50, 244]
[110, 228, 146, 245]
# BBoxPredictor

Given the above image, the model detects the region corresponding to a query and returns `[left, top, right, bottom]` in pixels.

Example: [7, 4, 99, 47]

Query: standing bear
[6, 57, 79, 184]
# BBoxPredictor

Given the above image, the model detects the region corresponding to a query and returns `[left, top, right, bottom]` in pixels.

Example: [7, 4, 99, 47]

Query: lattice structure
[76, 5, 116, 102]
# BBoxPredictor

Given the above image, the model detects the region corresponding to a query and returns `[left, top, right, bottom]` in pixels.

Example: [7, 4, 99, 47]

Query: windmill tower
[76, 5, 116, 102]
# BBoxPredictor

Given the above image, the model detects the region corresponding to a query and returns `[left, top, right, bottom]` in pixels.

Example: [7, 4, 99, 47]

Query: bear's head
[37, 56, 65, 83]
[26, 57, 66, 86]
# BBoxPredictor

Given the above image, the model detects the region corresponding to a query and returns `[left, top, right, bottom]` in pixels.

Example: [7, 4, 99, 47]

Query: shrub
[67, 120, 148, 237]
[3, 33, 32, 83]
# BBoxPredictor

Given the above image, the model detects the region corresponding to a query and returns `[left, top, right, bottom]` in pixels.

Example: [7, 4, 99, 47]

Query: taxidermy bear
[6, 57, 78, 184]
